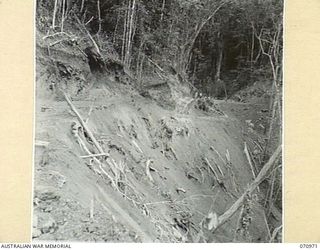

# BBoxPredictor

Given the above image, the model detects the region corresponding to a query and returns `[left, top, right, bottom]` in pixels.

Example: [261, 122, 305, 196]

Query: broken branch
[62, 91, 107, 155]
[244, 142, 258, 182]
[210, 146, 227, 165]
[204, 157, 220, 183]
[211, 145, 281, 233]
[80, 153, 109, 159]
[74, 15, 101, 55]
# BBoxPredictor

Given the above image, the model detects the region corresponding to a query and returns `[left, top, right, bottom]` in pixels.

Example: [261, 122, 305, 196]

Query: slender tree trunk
[61, 0, 66, 32]
[253, 23, 282, 158]
[80, 0, 85, 13]
[124, 0, 131, 65]
[113, 10, 120, 45]
[121, 7, 128, 62]
[215, 41, 223, 81]
[160, 0, 166, 23]
[52, 0, 59, 29]
[250, 27, 255, 69]
[168, 20, 173, 45]
[138, 54, 145, 86]
[192, 61, 197, 84]
[74, 15, 100, 55]
[125, 0, 136, 69]
[181, 1, 226, 74]
[97, 0, 102, 35]
[130, 12, 138, 68]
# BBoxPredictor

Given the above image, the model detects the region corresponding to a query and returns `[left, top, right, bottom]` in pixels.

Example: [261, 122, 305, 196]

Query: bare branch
[74, 14, 101, 55]
[211, 146, 281, 233]
[62, 91, 106, 155]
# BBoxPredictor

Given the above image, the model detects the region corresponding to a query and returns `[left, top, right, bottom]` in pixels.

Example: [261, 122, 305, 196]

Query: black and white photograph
[33, 0, 283, 243]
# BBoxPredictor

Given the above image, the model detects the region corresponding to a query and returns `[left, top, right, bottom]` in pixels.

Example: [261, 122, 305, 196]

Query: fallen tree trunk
[62, 91, 106, 155]
[211, 145, 282, 233]
[74, 15, 101, 56]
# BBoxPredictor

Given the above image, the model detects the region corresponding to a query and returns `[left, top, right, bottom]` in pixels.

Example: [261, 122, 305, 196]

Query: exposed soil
[33, 35, 281, 243]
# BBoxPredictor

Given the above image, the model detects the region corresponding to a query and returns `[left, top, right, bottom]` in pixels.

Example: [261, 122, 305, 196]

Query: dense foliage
[37, 0, 283, 97]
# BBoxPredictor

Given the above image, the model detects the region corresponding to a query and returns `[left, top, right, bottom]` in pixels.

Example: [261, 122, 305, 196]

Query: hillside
[33, 0, 283, 243]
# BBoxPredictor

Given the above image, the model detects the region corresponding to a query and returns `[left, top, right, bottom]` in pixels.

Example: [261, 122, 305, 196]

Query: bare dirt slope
[33, 40, 280, 243]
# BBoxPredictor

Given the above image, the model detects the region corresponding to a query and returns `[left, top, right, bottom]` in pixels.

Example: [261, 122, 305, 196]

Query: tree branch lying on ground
[211, 145, 282, 233]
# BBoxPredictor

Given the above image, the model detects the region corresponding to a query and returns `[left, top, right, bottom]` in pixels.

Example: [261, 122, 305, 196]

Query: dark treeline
[37, 0, 283, 98]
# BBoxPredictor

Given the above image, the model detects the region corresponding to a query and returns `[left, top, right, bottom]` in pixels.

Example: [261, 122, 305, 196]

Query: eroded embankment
[33, 43, 272, 242]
